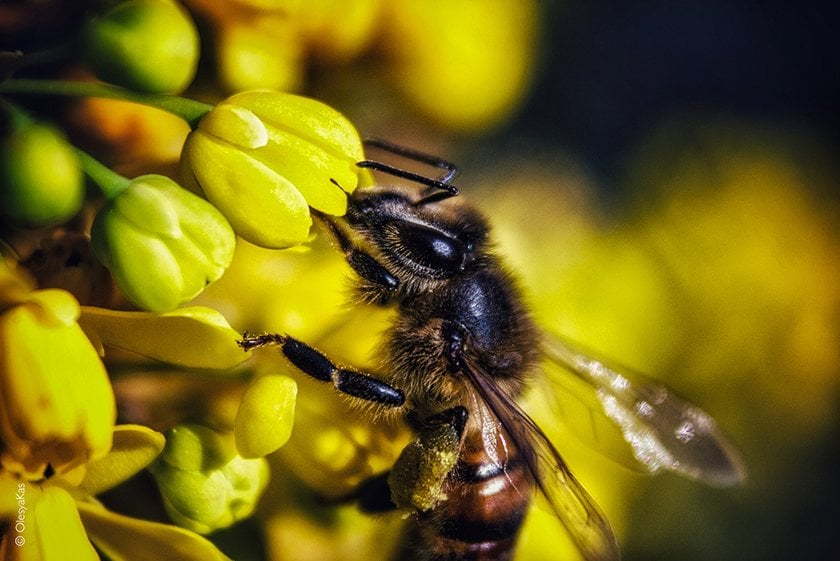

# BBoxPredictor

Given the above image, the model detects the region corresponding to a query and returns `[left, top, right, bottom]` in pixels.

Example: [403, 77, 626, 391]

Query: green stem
[0, 78, 212, 128]
[75, 149, 132, 199]
[0, 97, 33, 130]
[1, 99, 132, 198]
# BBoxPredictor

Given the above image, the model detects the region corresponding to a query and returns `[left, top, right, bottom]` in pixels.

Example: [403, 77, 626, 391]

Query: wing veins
[541, 335, 746, 487]
[462, 358, 620, 561]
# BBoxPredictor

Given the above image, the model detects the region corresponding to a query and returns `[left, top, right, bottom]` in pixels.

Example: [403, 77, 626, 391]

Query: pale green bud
[0, 122, 84, 227]
[90, 174, 235, 312]
[151, 424, 270, 534]
[83, 0, 200, 93]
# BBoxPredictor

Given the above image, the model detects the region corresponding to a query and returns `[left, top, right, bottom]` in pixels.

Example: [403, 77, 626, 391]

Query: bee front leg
[238, 333, 404, 408]
[316, 213, 400, 304]
[388, 406, 468, 512]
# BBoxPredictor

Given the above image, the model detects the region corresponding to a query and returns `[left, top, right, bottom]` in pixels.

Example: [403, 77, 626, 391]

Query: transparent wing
[541, 334, 746, 487]
[462, 358, 621, 561]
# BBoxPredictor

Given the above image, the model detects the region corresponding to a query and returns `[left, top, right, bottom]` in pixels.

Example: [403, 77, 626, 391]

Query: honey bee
[239, 140, 745, 561]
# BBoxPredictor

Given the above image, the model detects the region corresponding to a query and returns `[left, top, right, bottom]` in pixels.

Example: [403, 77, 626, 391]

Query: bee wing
[541, 334, 746, 487]
[462, 358, 621, 561]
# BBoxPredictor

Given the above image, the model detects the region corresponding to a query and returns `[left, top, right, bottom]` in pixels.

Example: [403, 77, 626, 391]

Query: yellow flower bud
[83, 0, 200, 94]
[217, 17, 304, 93]
[0, 122, 84, 228]
[90, 174, 236, 312]
[151, 424, 270, 534]
[234, 374, 297, 458]
[299, 0, 382, 62]
[0, 288, 116, 478]
[181, 90, 365, 248]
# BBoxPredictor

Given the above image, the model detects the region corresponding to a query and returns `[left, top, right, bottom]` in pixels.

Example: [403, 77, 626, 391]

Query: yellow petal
[183, 131, 311, 248]
[73, 425, 165, 497]
[78, 500, 232, 561]
[23, 289, 80, 328]
[78, 306, 248, 369]
[256, 124, 352, 215]
[198, 103, 268, 150]
[0, 472, 22, 519]
[0, 264, 34, 311]
[225, 90, 365, 165]
[7, 486, 99, 561]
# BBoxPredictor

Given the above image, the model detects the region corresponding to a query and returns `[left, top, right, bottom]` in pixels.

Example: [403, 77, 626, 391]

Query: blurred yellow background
[3, 1, 838, 560]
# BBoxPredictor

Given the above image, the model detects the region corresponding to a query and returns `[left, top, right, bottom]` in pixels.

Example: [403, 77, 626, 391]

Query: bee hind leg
[350, 407, 468, 514]
[388, 406, 467, 512]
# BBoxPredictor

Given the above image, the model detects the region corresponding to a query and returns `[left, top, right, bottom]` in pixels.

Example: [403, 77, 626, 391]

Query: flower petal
[91, 207, 185, 312]
[13, 486, 100, 561]
[255, 124, 352, 214]
[77, 306, 248, 369]
[184, 131, 311, 247]
[113, 180, 182, 238]
[73, 425, 166, 497]
[224, 90, 365, 165]
[198, 103, 268, 149]
[78, 501, 232, 561]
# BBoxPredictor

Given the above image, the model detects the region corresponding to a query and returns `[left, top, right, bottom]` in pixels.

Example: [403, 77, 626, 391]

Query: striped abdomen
[397, 430, 533, 561]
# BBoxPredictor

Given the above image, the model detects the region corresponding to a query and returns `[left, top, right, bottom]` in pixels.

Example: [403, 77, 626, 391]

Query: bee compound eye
[391, 221, 466, 275]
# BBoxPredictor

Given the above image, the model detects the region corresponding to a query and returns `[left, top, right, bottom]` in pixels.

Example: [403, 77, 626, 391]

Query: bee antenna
[357, 138, 460, 204]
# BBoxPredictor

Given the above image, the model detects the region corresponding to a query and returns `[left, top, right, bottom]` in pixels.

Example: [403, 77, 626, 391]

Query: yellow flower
[0, 425, 233, 561]
[0, 280, 116, 479]
[180, 90, 365, 248]
[381, 0, 540, 130]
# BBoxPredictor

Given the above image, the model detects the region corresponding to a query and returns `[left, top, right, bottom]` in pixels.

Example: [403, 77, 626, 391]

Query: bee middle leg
[238, 333, 404, 408]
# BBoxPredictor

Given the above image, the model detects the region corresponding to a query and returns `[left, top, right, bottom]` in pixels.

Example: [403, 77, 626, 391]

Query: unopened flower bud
[234, 375, 297, 458]
[90, 174, 235, 312]
[83, 0, 199, 94]
[0, 122, 84, 227]
[151, 424, 270, 534]
[181, 90, 365, 248]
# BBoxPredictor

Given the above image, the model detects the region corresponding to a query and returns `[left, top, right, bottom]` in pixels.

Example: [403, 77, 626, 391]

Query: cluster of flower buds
[0, 0, 540, 557]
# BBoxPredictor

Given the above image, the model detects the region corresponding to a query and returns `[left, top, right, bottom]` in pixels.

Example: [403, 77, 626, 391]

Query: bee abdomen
[404, 455, 531, 561]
